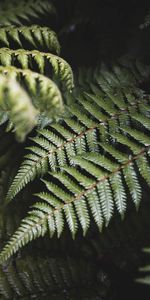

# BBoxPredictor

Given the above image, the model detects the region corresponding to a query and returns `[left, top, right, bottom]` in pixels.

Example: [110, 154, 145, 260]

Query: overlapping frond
[0, 74, 38, 141]
[0, 25, 60, 53]
[0, 48, 74, 91]
[0, 2, 74, 129]
[0, 0, 56, 25]
[0, 66, 63, 119]
[0, 25, 73, 139]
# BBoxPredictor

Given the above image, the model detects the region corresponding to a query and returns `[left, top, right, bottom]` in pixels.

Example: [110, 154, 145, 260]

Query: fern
[0, 25, 60, 53]
[1, 139, 150, 262]
[0, 3, 149, 297]
[0, 0, 56, 25]
[1, 61, 150, 261]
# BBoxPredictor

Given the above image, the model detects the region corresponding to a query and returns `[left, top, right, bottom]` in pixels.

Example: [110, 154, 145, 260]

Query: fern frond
[0, 48, 74, 91]
[6, 83, 150, 202]
[0, 0, 55, 25]
[1, 137, 150, 261]
[0, 25, 60, 54]
[0, 74, 38, 141]
[2, 62, 150, 260]
[0, 66, 64, 118]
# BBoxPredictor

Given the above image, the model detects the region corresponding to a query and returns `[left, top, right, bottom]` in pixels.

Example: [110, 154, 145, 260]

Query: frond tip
[0, 74, 38, 141]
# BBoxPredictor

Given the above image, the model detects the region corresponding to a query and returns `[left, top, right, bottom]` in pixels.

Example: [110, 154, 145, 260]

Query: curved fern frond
[0, 74, 38, 141]
[6, 83, 150, 202]
[0, 66, 64, 118]
[0, 48, 74, 91]
[0, 0, 56, 25]
[0, 25, 60, 54]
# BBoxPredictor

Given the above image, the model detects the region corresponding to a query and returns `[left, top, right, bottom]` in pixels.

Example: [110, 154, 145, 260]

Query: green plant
[0, 0, 150, 299]
[1, 59, 150, 261]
